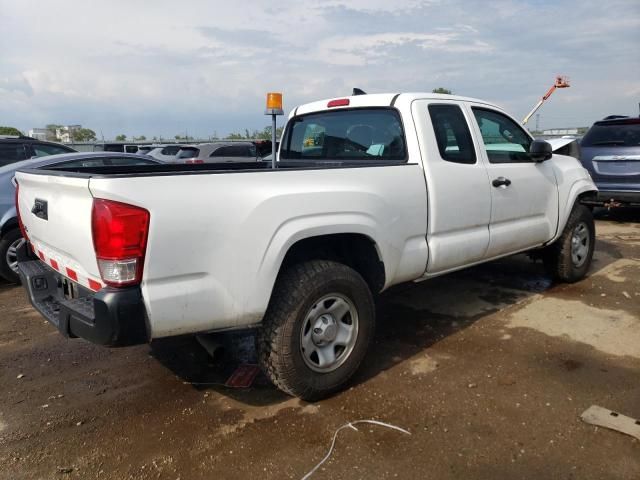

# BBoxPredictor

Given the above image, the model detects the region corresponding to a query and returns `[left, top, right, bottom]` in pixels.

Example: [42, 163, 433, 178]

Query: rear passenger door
[413, 100, 491, 274]
[467, 105, 559, 257]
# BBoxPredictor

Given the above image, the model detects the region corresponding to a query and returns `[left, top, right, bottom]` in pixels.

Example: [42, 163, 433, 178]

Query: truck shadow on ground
[150, 242, 622, 406]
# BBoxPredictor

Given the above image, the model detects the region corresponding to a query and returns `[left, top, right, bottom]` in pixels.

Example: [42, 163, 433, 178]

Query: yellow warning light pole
[265, 93, 284, 169]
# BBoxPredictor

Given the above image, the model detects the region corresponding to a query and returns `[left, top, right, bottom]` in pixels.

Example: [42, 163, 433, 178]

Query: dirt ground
[1, 209, 639, 480]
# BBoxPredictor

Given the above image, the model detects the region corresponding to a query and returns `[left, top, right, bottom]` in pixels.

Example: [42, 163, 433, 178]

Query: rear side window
[581, 120, 640, 147]
[161, 145, 180, 155]
[428, 105, 476, 164]
[103, 144, 125, 153]
[103, 144, 124, 152]
[0, 143, 28, 165]
[176, 147, 199, 159]
[280, 108, 406, 161]
[107, 157, 157, 166]
[211, 145, 256, 157]
[32, 143, 73, 157]
[53, 158, 108, 168]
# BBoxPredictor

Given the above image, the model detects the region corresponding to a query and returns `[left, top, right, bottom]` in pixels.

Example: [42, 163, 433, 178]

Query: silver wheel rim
[7, 237, 26, 274]
[571, 222, 589, 268]
[300, 293, 359, 373]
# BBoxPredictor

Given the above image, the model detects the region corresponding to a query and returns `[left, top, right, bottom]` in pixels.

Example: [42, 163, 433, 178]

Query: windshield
[176, 147, 200, 159]
[582, 120, 640, 147]
[280, 108, 406, 161]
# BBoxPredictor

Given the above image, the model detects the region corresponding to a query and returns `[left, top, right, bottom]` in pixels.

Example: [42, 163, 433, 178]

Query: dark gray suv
[580, 116, 640, 207]
[0, 135, 76, 166]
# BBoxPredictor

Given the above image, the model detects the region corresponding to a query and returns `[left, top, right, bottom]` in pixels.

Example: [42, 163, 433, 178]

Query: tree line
[114, 125, 285, 143]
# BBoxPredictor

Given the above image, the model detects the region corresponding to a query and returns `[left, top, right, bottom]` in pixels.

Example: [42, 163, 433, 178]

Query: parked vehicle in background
[0, 152, 160, 283]
[98, 143, 153, 154]
[546, 136, 581, 159]
[135, 146, 155, 155]
[0, 135, 76, 167]
[146, 145, 183, 162]
[175, 142, 258, 163]
[15, 92, 597, 400]
[579, 116, 640, 207]
[253, 140, 279, 159]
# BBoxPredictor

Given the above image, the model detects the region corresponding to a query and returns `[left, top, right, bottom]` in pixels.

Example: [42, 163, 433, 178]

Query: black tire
[258, 260, 375, 401]
[0, 228, 24, 284]
[543, 204, 595, 283]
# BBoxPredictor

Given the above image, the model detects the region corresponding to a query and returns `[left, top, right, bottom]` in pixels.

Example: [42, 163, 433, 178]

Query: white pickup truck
[15, 92, 597, 400]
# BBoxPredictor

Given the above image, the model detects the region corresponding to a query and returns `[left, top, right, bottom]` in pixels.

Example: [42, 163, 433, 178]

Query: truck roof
[291, 92, 501, 118]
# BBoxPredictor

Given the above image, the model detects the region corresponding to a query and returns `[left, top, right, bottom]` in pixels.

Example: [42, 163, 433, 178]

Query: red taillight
[327, 98, 350, 108]
[185, 159, 204, 164]
[91, 199, 150, 287]
[15, 183, 29, 241]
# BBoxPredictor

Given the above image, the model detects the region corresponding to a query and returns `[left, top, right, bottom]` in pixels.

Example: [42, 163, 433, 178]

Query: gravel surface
[1, 209, 638, 479]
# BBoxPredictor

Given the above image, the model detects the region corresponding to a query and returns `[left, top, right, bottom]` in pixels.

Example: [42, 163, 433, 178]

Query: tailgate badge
[31, 199, 48, 220]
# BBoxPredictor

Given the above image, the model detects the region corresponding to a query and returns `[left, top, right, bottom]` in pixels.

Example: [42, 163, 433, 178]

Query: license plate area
[62, 277, 80, 300]
[594, 160, 640, 176]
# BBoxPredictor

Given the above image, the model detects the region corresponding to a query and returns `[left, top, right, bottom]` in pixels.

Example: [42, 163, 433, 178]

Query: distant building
[55, 125, 82, 143]
[28, 128, 48, 140]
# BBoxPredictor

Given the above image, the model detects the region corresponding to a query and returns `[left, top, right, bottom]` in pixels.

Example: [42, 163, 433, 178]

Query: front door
[413, 100, 492, 274]
[467, 105, 559, 257]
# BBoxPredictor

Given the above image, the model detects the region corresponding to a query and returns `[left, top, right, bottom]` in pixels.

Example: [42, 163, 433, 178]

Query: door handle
[492, 177, 511, 188]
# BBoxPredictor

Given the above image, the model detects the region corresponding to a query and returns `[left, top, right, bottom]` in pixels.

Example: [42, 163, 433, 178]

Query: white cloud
[317, 32, 492, 65]
[0, 0, 638, 137]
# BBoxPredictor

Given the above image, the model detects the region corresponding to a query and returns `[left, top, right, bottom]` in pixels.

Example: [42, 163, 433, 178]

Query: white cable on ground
[301, 419, 411, 480]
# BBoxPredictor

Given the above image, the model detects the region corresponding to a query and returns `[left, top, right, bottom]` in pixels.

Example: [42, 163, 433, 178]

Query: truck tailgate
[16, 172, 104, 291]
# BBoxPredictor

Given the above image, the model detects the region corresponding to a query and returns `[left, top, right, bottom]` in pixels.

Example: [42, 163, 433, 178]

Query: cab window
[280, 108, 406, 161]
[428, 104, 476, 164]
[472, 108, 532, 163]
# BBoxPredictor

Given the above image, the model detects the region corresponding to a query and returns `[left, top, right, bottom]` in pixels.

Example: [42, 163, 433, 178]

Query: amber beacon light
[265, 92, 284, 169]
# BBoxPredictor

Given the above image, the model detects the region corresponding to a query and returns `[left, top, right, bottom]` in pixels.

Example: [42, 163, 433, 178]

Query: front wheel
[543, 204, 595, 283]
[258, 260, 375, 401]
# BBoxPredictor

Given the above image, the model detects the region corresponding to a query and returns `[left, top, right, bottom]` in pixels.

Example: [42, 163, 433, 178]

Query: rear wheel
[258, 260, 375, 401]
[0, 228, 24, 284]
[544, 204, 595, 283]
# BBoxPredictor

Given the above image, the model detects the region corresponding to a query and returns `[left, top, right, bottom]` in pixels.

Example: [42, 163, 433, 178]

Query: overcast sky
[1, 0, 638, 139]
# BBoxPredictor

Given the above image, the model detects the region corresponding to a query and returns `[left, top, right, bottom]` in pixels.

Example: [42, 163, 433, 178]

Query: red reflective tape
[66, 268, 78, 281]
[50, 259, 59, 271]
[38, 250, 45, 261]
[88, 279, 102, 291]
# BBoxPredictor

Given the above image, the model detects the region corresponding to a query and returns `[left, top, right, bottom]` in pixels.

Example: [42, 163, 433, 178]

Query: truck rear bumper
[17, 244, 148, 346]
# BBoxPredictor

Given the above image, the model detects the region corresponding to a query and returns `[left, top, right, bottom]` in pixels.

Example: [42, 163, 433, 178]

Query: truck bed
[22, 159, 407, 178]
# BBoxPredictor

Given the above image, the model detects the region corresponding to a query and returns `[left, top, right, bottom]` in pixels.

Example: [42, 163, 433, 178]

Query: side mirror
[530, 140, 553, 162]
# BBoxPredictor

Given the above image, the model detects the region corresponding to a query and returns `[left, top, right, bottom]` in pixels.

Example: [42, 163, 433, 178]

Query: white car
[174, 142, 258, 163]
[146, 144, 183, 162]
[15, 92, 597, 400]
